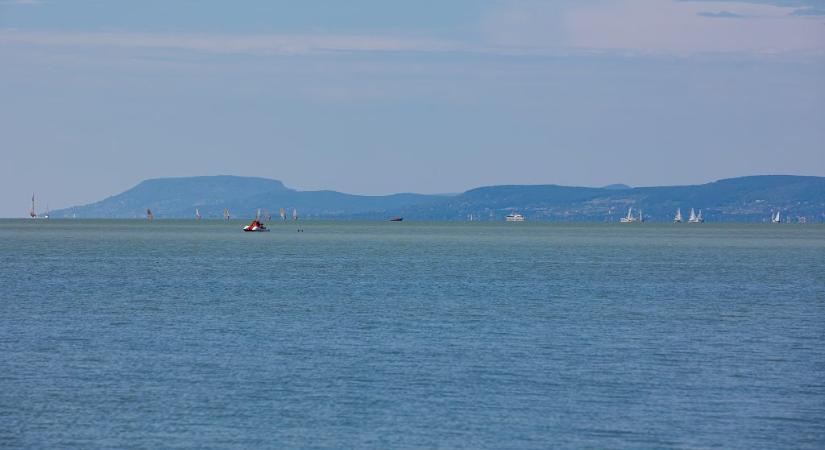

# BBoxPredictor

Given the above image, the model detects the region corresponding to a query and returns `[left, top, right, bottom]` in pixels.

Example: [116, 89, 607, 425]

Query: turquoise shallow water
[1, 219, 824, 449]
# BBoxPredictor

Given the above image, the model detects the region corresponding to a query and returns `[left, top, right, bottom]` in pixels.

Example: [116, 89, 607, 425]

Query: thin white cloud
[696, 10, 747, 18]
[479, 2, 568, 52]
[485, 0, 825, 55]
[0, 30, 463, 56]
[2, 0, 824, 60]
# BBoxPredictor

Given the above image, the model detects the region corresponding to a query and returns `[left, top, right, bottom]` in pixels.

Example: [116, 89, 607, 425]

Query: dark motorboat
[389, 217, 403, 222]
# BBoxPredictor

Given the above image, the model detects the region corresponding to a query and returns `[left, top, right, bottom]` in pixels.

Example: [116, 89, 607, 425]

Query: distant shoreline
[4, 218, 823, 225]
[29, 174, 825, 223]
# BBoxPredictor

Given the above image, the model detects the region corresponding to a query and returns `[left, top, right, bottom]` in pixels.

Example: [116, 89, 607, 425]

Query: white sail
[292, 208, 298, 221]
[195, 208, 201, 220]
[620, 207, 635, 223]
[772, 211, 780, 223]
[688, 208, 703, 223]
[674, 208, 682, 223]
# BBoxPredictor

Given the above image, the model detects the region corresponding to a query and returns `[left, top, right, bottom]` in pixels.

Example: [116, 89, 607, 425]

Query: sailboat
[771, 210, 781, 224]
[44, 204, 50, 219]
[29, 193, 37, 219]
[223, 208, 230, 221]
[195, 208, 201, 220]
[292, 208, 298, 221]
[619, 207, 635, 223]
[638, 209, 644, 223]
[279, 207, 286, 222]
[688, 208, 703, 223]
[146, 208, 154, 221]
[674, 208, 683, 223]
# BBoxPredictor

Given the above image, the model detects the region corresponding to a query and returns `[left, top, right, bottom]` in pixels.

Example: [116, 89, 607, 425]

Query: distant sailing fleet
[191, 206, 299, 222]
[505, 207, 797, 223]
[611, 207, 791, 223]
[25, 193, 806, 223]
[673, 208, 704, 223]
[609, 207, 704, 223]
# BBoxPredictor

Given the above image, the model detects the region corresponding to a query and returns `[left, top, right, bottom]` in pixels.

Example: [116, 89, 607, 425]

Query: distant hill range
[51, 175, 825, 222]
[51, 176, 445, 220]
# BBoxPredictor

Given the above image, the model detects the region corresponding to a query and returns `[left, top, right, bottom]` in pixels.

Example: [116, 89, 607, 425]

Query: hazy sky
[1, 0, 824, 216]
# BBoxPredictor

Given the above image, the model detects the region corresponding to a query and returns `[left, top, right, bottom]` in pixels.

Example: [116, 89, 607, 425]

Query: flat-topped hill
[52, 175, 825, 222]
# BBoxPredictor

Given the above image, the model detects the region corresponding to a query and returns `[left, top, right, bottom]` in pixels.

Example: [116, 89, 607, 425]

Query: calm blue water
[1, 220, 824, 449]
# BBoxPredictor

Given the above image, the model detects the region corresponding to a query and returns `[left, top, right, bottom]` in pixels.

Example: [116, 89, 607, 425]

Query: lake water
[1, 220, 823, 449]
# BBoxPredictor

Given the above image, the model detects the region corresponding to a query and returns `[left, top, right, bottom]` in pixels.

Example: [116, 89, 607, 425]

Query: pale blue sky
[1, 0, 824, 216]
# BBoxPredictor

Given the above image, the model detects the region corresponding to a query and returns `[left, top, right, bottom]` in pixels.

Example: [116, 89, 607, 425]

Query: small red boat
[243, 219, 269, 232]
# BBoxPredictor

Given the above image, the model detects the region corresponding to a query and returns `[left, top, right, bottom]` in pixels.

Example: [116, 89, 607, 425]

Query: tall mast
[29, 193, 36, 218]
